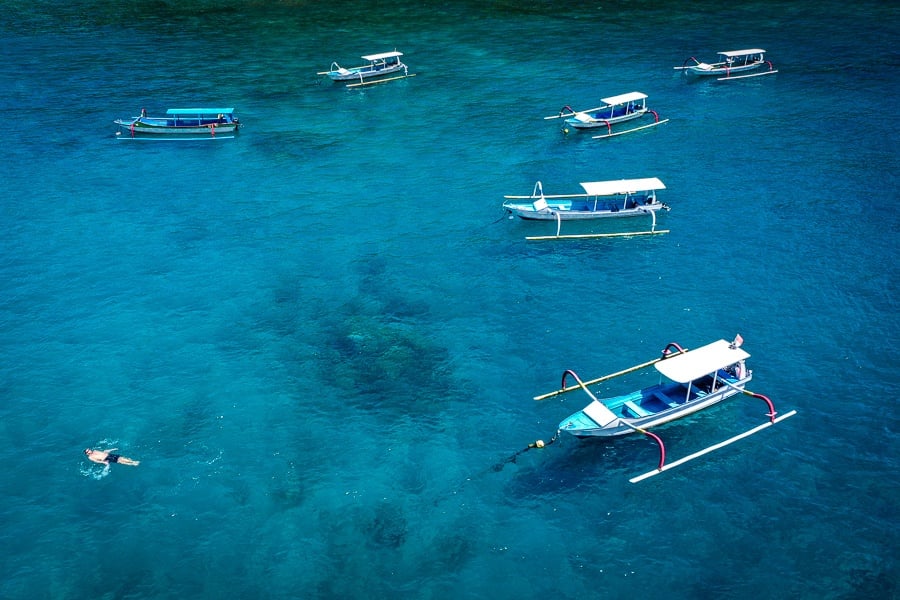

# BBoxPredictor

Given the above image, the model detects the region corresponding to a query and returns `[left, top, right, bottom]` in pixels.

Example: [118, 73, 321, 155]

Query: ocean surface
[1, 1, 898, 598]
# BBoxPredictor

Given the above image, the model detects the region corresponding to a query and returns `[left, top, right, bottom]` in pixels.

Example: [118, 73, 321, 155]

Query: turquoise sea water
[1, 1, 898, 598]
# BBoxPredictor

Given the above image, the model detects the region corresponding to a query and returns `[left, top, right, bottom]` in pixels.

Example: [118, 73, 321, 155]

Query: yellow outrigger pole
[534, 344, 688, 401]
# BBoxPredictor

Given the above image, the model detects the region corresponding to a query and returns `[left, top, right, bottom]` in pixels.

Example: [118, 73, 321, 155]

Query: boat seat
[623, 400, 651, 418]
[532, 197, 549, 212]
[583, 400, 618, 427]
[653, 392, 679, 408]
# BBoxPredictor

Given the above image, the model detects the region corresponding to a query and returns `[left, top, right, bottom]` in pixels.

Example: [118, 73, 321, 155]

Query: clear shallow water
[1, 1, 898, 598]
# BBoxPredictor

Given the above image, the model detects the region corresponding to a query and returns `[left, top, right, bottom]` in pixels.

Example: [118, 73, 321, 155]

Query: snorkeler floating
[84, 448, 140, 466]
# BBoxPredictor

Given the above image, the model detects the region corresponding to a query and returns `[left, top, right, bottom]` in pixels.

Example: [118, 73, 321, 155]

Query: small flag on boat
[731, 334, 744, 348]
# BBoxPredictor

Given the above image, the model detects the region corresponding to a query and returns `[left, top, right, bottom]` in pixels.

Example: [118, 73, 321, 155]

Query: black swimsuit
[106, 453, 121, 463]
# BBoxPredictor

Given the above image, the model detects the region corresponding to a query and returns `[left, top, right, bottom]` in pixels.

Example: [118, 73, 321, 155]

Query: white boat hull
[506, 202, 666, 221]
[565, 109, 647, 130]
[560, 381, 748, 438]
[328, 63, 406, 81]
[686, 62, 766, 76]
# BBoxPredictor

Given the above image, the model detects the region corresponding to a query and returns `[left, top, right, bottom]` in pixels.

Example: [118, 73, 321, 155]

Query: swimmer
[84, 448, 140, 466]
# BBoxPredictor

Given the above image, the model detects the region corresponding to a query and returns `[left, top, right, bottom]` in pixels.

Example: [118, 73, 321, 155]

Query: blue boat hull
[559, 374, 752, 438]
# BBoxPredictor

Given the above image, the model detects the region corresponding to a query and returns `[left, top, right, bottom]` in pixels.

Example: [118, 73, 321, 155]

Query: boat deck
[542, 195, 654, 212]
[577, 105, 641, 121]
[608, 371, 743, 420]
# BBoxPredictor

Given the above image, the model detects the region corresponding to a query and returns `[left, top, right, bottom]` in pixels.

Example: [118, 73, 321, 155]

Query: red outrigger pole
[591, 112, 669, 140]
[660, 341, 686, 357]
[629, 382, 795, 483]
[560, 369, 668, 470]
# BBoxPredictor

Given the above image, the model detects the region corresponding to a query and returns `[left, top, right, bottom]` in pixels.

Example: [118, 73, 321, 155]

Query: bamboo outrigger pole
[629, 410, 797, 483]
[526, 229, 669, 241]
[591, 118, 670, 139]
[716, 70, 778, 81]
[542, 105, 579, 120]
[525, 206, 668, 241]
[346, 73, 416, 88]
[533, 347, 687, 401]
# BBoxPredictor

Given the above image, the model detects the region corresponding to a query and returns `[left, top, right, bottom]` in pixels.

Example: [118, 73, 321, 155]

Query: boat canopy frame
[579, 178, 666, 197]
[718, 49, 766, 58]
[599, 91, 648, 106]
[361, 51, 404, 61]
[654, 339, 750, 383]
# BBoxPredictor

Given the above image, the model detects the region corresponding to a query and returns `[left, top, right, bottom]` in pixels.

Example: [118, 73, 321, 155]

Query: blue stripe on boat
[166, 108, 235, 115]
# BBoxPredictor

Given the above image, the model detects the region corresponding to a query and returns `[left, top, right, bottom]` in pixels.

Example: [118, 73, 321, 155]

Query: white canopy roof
[600, 91, 647, 105]
[579, 178, 666, 196]
[719, 49, 765, 57]
[362, 51, 403, 60]
[655, 339, 750, 383]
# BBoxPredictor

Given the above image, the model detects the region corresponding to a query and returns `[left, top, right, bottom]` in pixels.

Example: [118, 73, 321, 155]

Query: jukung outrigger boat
[675, 49, 777, 81]
[531, 335, 796, 482]
[318, 51, 414, 88]
[544, 92, 668, 138]
[114, 108, 240, 139]
[503, 178, 669, 240]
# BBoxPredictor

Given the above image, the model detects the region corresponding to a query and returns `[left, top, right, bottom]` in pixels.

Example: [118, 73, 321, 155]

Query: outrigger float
[530, 335, 796, 483]
[675, 49, 777, 81]
[544, 92, 668, 138]
[502, 178, 669, 241]
[318, 51, 415, 88]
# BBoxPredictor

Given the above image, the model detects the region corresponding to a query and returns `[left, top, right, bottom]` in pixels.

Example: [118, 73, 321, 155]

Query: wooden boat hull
[114, 119, 238, 135]
[559, 374, 752, 438]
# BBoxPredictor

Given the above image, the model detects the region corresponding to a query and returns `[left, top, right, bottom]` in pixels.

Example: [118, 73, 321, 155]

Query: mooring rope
[429, 430, 561, 506]
[491, 430, 561, 472]
[489, 211, 511, 225]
